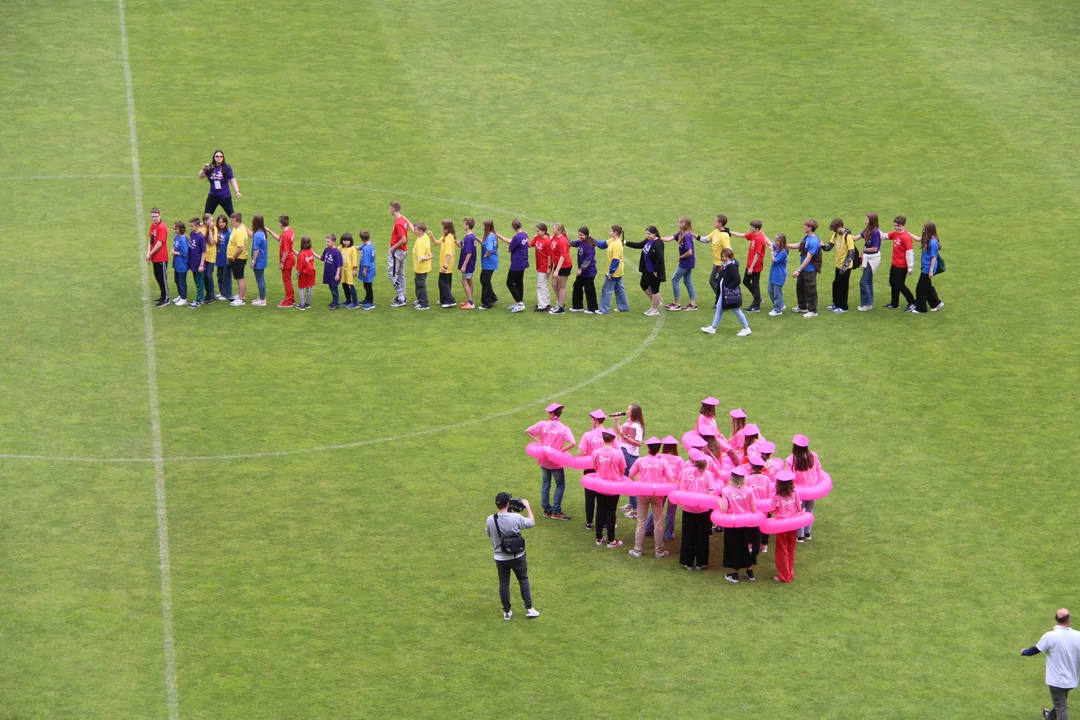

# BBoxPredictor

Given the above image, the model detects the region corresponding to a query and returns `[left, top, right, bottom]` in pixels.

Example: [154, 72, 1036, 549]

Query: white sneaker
[215, 294, 227, 301]
[172, 297, 182, 305]
[503, 610, 512, 621]
[768, 309, 781, 316]
[931, 302, 944, 312]
[736, 327, 752, 336]
[803, 311, 817, 318]
[644, 308, 660, 316]
[700, 326, 716, 334]
[569, 308, 584, 312]
[230, 299, 245, 306]
[174, 298, 188, 307]
[857, 305, 872, 311]
[251, 299, 266, 307]
[628, 549, 643, 558]
[525, 608, 540, 619]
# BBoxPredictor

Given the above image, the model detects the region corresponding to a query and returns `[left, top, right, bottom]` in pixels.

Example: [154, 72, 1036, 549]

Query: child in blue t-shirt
[359, 230, 376, 309]
[171, 220, 189, 306]
[767, 233, 788, 316]
[214, 214, 232, 300]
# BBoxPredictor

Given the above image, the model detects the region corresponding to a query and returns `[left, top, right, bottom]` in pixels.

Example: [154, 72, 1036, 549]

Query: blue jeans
[768, 282, 785, 311]
[173, 270, 187, 299]
[541, 467, 566, 514]
[798, 499, 816, 538]
[253, 268, 266, 300]
[710, 304, 748, 329]
[217, 265, 232, 298]
[860, 265, 874, 307]
[622, 449, 638, 510]
[329, 284, 340, 305]
[203, 265, 216, 299]
[599, 276, 629, 313]
[671, 267, 695, 303]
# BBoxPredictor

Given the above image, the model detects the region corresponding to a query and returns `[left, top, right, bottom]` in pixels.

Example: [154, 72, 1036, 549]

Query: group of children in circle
[524, 396, 830, 584]
[145, 201, 946, 328]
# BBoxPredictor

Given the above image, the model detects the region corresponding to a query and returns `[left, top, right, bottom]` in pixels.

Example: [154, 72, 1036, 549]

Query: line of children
[148, 204, 943, 316]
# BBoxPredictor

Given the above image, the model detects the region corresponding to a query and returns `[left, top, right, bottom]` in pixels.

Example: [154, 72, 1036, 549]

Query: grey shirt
[485, 511, 535, 561]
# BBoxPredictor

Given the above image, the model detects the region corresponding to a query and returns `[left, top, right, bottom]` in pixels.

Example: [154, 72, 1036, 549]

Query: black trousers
[362, 281, 373, 304]
[584, 471, 597, 525]
[438, 272, 456, 305]
[832, 268, 851, 310]
[152, 262, 169, 302]
[595, 493, 619, 542]
[343, 284, 358, 305]
[572, 275, 598, 311]
[495, 554, 532, 612]
[915, 272, 940, 312]
[889, 265, 915, 306]
[679, 510, 712, 567]
[203, 194, 234, 217]
[480, 269, 497, 307]
[709, 265, 723, 300]
[506, 269, 525, 303]
[743, 270, 762, 309]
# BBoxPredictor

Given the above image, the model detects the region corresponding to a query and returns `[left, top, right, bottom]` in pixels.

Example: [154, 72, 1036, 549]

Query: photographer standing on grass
[486, 493, 540, 621]
[1022, 608, 1080, 720]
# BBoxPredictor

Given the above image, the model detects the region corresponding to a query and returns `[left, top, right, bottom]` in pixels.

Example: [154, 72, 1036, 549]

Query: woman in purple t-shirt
[198, 150, 242, 216]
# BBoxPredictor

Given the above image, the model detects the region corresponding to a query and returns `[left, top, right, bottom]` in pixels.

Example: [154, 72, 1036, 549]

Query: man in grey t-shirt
[1022, 608, 1080, 719]
[486, 493, 539, 621]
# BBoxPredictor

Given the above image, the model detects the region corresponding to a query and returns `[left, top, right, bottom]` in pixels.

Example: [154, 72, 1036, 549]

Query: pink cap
[759, 441, 776, 454]
[601, 428, 616, 438]
[793, 434, 809, 447]
[775, 470, 796, 482]
[545, 403, 564, 413]
[730, 408, 747, 419]
[661, 435, 679, 445]
[730, 466, 747, 477]
[747, 452, 764, 466]
[688, 436, 708, 448]
[645, 436, 662, 445]
[701, 396, 720, 406]
[688, 449, 706, 462]
[590, 409, 606, 420]
[698, 428, 716, 437]
[744, 423, 760, 436]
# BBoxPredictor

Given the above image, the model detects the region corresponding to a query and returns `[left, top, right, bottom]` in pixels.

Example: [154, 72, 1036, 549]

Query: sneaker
[596, 539, 606, 546]
[478, 304, 491, 310]
[328, 304, 339, 311]
[857, 305, 872, 311]
[628, 549, 643, 558]
[931, 302, 945, 312]
[768, 309, 781, 316]
[229, 299, 244, 307]
[525, 607, 540, 619]
[725, 572, 739, 584]
[745, 306, 760, 313]
[773, 575, 784, 583]
[584, 310, 594, 315]
[171, 297, 182, 305]
[613, 307, 626, 313]
[797, 536, 805, 543]
[533, 305, 550, 312]
[905, 304, 917, 312]
[569, 307, 584, 313]
[700, 325, 717, 334]
[761, 545, 768, 554]
[441, 302, 456, 308]
[746, 569, 756, 582]
[254, 299, 268, 306]
[665, 303, 681, 311]
[543, 511, 553, 518]
[826, 304, 836, 311]
[294, 304, 304, 310]
[655, 549, 670, 558]
[549, 307, 565, 315]
[623, 511, 637, 519]
[460, 303, 475, 310]
[804, 533, 811, 541]
[908, 308, 924, 314]
[390, 299, 406, 308]
[154, 300, 168, 307]
[503, 610, 513, 621]
[415, 304, 430, 310]
[790, 306, 805, 313]
[346, 303, 360, 310]
[643, 308, 659, 316]
[736, 327, 752, 336]
[551, 512, 571, 521]
[174, 298, 188, 306]
[509, 304, 523, 313]
[188, 301, 201, 308]
[215, 294, 227, 301]
[803, 311, 817, 318]
[362, 303, 375, 310]
[682, 304, 698, 311]
[607, 540, 623, 548]
[883, 303, 899, 309]
[277, 301, 294, 308]
[833, 308, 847, 313]
[584, 523, 593, 530]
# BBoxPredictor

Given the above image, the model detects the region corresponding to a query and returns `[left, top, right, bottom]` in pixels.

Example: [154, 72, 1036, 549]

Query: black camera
[507, 497, 526, 513]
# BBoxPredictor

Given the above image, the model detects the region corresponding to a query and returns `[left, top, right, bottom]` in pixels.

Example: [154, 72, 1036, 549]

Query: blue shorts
[462, 272, 474, 280]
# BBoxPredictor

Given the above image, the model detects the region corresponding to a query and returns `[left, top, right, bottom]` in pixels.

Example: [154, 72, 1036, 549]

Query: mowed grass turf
[2, 0, 1079, 717]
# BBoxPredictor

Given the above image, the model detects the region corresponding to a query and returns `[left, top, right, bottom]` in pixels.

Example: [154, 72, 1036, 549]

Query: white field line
[117, 0, 179, 717]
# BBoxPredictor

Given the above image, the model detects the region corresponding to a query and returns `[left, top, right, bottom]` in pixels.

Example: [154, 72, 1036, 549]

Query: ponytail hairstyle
[792, 444, 814, 472]
[535, 222, 548, 234]
[610, 224, 624, 240]
[552, 222, 566, 237]
[693, 458, 708, 471]
[578, 226, 596, 248]
[921, 221, 938, 250]
[511, 218, 522, 231]
[628, 403, 644, 429]
[776, 478, 794, 497]
[863, 212, 879, 240]
[774, 233, 787, 251]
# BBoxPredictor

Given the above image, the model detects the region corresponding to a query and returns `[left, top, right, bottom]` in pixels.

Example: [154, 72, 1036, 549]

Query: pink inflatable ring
[710, 509, 767, 528]
[760, 512, 815, 534]
[526, 442, 594, 471]
[797, 470, 833, 501]
[667, 489, 720, 514]
[580, 475, 626, 496]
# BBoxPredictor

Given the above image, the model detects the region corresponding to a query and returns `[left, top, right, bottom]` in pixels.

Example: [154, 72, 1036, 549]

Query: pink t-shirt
[763, 458, 784, 481]
[784, 451, 821, 486]
[527, 419, 575, 449]
[721, 484, 756, 514]
[678, 466, 714, 495]
[771, 490, 803, 518]
[592, 445, 626, 480]
[746, 473, 775, 505]
[695, 414, 719, 437]
[662, 453, 684, 478]
[629, 454, 674, 484]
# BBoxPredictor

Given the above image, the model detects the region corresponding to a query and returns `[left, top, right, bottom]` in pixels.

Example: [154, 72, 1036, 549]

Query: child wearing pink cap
[628, 437, 673, 558]
[729, 409, 747, 447]
[720, 468, 760, 583]
[746, 455, 775, 553]
[785, 435, 821, 542]
[577, 409, 610, 530]
[526, 403, 575, 520]
[771, 471, 802, 582]
[735, 424, 764, 464]
[677, 452, 715, 570]
[591, 430, 626, 548]
[758, 442, 783, 480]
[695, 397, 721, 437]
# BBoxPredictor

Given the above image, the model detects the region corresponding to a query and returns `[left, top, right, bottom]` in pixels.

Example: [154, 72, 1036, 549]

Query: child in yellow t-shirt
[431, 219, 457, 307]
[410, 222, 435, 310]
[340, 233, 360, 308]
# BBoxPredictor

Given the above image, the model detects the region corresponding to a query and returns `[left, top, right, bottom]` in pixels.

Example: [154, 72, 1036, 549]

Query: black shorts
[558, 267, 572, 277]
[231, 259, 247, 280]
[640, 274, 661, 293]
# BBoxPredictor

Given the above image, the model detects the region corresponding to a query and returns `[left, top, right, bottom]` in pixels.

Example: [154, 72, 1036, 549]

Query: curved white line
[0, 314, 664, 463]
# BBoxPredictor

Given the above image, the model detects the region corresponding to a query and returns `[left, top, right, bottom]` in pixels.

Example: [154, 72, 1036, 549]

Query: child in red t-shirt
[295, 236, 317, 310]
[731, 219, 768, 312]
[530, 222, 553, 311]
[267, 215, 296, 307]
[885, 215, 916, 309]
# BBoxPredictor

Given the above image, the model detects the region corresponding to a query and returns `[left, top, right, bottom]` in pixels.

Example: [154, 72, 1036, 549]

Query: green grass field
[3, 0, 1080, 717]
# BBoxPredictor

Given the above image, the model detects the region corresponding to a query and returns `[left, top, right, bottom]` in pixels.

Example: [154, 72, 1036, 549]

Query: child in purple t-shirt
[496, 218, 531, 312]
[667, 216, 698, 311]
[187, 217, 207, 306]
[320, 234, 344, 310]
